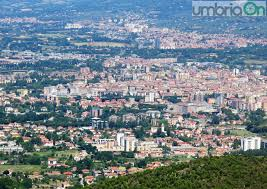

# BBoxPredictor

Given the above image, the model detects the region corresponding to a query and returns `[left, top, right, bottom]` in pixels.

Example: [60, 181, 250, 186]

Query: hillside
[86, 156, 267, 189]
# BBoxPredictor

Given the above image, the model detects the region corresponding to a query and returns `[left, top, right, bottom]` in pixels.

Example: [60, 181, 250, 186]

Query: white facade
[124, 137, 137, 152]
[116, 133, 125, 147]
[145, 92, 155, 103]
[241, 137, 261, 151]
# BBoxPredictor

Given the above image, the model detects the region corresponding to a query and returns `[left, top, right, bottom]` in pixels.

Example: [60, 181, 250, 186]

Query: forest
[85, 155, 267, 189]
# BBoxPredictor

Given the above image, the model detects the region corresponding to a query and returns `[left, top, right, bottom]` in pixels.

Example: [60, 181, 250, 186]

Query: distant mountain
[0, 0, 267, 36]
[85, 156, 267, 189]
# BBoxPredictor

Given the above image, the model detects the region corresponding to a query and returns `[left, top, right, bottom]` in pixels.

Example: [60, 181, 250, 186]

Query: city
[0, 0, 266, 188]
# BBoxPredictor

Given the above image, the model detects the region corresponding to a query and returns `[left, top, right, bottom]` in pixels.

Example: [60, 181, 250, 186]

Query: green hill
[86, 156, 267, 189]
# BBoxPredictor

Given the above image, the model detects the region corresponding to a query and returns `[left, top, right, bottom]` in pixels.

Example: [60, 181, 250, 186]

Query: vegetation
[246, 109, 267, 133]
[0, 165, 41, 173]
[0, 176, 32, 189]
[228, 129, 256, 137]
[231, 149, 267, 157]
[86, 156, 267, 189]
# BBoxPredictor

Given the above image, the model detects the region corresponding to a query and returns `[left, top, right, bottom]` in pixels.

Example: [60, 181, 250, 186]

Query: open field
[229, 129, 256, 137]
[73, 42, 129, 47]
[29, 149, 79, 158]
[245, 59, 267, 65]
[55, 150, 79, 157]
[36, 33, 67, 38]
[259, 119, 267, 128]
[0, 165, 42, 173]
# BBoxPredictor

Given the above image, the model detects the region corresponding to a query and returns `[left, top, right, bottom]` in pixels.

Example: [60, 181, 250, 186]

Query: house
[74, 150, 88, 161]
[48, 158, 57, 168]
[46, 171, 61, 176]
[84, 176, 95, 185]
[63, 172, 73, 178]
[82, 169, 90, 174]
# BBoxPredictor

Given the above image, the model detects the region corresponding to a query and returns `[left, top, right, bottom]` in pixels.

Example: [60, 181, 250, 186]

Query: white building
[145, 92, 155, 103]
[116, 133, 125, 147]
[65, 23, 83, 29]
[241, 137, 261, 151]
[233, 68, 240, 76]
[124, 137, 137, 152]
[0, 141, 23, 153]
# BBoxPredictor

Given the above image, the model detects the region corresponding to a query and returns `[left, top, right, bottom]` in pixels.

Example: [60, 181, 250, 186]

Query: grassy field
[229, 129, 256, 137]
[259, 119, 267, 128]
[73, 42, 129, 47]
[0, 150, 80, 173]
[0, 165, 42, 173]
[30, 149, 79, 158]
[245, 59, 267, 65]
[36, 33, 67, 38]
[55, 150, 79, 157]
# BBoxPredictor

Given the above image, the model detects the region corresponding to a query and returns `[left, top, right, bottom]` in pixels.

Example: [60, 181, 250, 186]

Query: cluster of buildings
[0, 50, 95, 65]
[42, 58, 267, 114]
[0, 4, 266, 188]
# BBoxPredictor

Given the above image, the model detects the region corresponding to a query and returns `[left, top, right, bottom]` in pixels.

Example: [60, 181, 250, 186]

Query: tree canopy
[86, 155, 267, 189]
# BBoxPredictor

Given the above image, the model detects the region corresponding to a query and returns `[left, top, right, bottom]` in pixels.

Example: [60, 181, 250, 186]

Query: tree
[246, 109, 266, 133]
[212, 129, 221, 136]
[87, 156, 267, 189]
[232, 139, 241, 149]
[21, 178, 32, 188]
[134, 127, 145, 139]
[0, 177, 17, 189]
[136, 159, 149, 168]
[3, 170, 10, 175]
[31, 137, 42, 145]
[95, 152, 114, 161]
[211, 115, 220, 125]
[22, 142, 35, 152]
[59, 97, 69, 105]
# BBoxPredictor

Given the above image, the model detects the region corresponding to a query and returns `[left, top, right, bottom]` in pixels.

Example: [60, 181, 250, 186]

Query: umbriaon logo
[192, 0, 266, 17]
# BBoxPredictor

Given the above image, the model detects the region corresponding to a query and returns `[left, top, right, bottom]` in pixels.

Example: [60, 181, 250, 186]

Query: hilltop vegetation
[85, 156, 267, 189]
[246, 109, 267, 133]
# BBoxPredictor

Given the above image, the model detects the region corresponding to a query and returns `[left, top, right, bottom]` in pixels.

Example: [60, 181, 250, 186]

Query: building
[90, 107, 103, 118]
[91, 118, 109, 129]
[0, 141, 23, 153]
[145, 92, 155, 103]
[241, 137, 261, 151]
[48, 158, 58, 168]
[261, 139, 267, 149]
[116, 133, 125, 147]
[124, 137, 137, 152]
